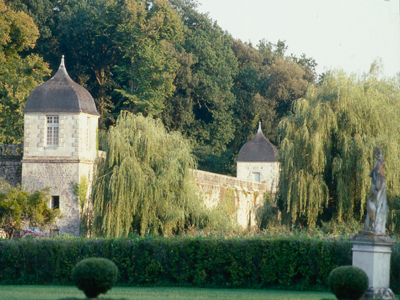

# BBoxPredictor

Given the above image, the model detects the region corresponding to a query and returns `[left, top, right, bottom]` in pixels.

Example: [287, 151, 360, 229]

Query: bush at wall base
[72, 257, 118, 298]
[328, 266, 368, 300]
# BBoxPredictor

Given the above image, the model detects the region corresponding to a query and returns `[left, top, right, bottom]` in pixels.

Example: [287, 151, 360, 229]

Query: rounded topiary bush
[72, 257, 118, 298]
[328, 266, 369, 300]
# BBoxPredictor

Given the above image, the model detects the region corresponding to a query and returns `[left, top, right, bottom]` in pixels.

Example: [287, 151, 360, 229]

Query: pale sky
[196, 0, 400, 77]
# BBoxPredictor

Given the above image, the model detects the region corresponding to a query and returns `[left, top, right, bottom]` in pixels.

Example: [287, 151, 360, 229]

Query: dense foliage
[0, 178, 59, 239]
[92, 112, 203, 237]
[6, 0, 316, 175]
[3, 0, 400, 235]
[72, 257, 118, 298]
[328, 266, 368, 300]
[278, 70, 400, 229]
[0, 237, 353, 290]
[0, 0, 50, 143]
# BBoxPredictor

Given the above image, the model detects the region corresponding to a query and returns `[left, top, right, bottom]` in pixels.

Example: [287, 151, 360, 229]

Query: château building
[0, 57, 279, 235]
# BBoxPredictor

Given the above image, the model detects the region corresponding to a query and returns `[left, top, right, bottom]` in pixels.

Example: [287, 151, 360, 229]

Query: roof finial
[59, 55, 65, 69]
[257, 121, 262, 134]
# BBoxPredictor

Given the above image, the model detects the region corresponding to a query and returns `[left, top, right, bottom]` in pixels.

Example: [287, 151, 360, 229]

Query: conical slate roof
[23, 56, 99, 116]
[237, 123, 278, 162]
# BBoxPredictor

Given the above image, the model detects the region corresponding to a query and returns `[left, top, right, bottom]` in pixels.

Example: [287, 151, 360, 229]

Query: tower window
[51, 196, 60, 210]
[253, 172, 261, 182]
[46, 116, 59, 146]
[86, 117, 90, 150]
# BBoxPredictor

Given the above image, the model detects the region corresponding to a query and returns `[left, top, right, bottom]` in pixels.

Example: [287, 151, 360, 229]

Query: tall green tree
[10, 0, 185, 126]
[92, 112, 202, 237]
[57, 0, 121, 128]
[277, 69, 400, 230]
[167, 0, 238, 174]
[6, 0, 68, 70]
[0, 0, 50, 143]
[229, 39, 314, 175]
[58, 0, 184, 124]
[111, 0, 184, 116]
[230, 39, 276, 155]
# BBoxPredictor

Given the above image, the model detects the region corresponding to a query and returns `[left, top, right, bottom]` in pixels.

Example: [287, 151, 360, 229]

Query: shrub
[328, 266, 368, 300]
[72, 257, 118, 298]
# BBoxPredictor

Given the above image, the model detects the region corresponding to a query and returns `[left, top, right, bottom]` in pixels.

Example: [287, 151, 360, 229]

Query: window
[49, 228, 60, 237]
[51, 196, 60, 210]
[253, 172, 260, 182]
[47, 116, 59, 146]
[86, 117, 90, 150]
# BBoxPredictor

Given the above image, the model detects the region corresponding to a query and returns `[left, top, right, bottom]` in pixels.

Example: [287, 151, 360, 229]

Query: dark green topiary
[72, 257, 118, 298]
[328, 266, 369, 300]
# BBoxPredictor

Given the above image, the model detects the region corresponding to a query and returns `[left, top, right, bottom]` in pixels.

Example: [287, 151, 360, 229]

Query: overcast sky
[195, 0, 400, 77]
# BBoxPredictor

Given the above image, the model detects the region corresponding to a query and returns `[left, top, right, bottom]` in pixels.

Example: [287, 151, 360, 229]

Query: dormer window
[47, 116, 59, 146]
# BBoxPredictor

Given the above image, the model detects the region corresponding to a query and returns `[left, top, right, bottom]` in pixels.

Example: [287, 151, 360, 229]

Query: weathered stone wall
[191, 169, 269, 228]
[22, 112, 99, 237]
[24, 112, 97, 158]
[0, 144, 23, 187]
[237, 161, 280, 194]
[22, 160, 80, 236]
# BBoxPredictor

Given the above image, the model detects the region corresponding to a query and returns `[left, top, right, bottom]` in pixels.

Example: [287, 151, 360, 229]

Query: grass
[0, 286, 338, 300]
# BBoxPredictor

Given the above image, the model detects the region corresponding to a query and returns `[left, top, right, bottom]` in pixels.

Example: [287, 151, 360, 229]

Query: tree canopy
[277, 69, 400, 230]
[92, 112, 202, 237]
[4, 0, 318, 174]
[0, 0, 50, 143]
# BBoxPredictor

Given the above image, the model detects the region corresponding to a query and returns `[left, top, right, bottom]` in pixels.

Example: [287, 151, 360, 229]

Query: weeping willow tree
[278, 69, 400, 230]
[92, 112, 203, 237]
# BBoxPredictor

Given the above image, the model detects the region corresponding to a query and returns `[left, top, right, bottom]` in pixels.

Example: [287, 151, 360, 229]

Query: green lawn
[0, 286, 337, 300]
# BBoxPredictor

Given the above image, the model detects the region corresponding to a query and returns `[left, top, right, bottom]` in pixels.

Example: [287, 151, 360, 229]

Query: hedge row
[0, 237, 354, 290]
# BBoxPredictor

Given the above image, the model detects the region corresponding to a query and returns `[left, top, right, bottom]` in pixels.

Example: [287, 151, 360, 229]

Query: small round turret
[237, 122, 277, 162]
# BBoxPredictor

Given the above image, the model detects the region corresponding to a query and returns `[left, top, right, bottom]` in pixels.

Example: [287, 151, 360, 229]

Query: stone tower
[236, 122, 279, 193]
[22, 56, 99, 236]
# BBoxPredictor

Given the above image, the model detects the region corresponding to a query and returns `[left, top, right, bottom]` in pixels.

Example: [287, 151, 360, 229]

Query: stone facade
[23, 112, 97, 159]
[22, 112, 98, 236]
[236, 161, 279, 194]
[0, 144, 23, 187]
[192, 169, 269, 228]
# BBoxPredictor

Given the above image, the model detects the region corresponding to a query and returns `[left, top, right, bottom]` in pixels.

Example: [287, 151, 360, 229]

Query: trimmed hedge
[0, 237, 352, 290]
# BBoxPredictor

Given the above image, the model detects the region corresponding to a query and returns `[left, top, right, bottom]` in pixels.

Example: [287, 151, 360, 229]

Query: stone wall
[22, 160, 81, 236]
[23, 111, 99, 237]
[23, 112, 97, 158]
[237, 161, 280, 194]
[191, 169, 270, 228]
[0, 142, 272, 233]
[0, 144, 23, 187]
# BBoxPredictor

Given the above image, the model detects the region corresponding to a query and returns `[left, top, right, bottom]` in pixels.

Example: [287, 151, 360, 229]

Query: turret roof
[23, 56, 99, 116]
[236, 123, 278, 162]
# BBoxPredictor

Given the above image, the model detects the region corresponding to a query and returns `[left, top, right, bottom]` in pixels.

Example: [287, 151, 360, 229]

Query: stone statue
[364, 146, 388, 235]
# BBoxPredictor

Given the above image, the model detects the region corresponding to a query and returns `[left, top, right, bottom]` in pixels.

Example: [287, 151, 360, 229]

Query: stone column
[351, 233, 395, 300]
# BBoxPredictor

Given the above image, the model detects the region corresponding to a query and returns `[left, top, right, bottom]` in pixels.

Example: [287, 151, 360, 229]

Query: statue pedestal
[351, 233, 395, 300]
